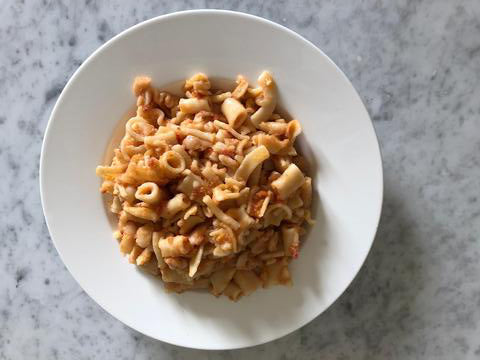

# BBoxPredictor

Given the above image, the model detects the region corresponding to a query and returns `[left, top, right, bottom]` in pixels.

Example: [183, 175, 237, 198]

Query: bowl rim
[40, 9, 384, 349]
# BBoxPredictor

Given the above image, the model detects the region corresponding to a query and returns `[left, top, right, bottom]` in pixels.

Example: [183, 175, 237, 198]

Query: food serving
[96, 71, 313, 301]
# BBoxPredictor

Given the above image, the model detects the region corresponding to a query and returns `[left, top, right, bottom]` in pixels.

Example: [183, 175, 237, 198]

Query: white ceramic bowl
[40, 10, 383, 349]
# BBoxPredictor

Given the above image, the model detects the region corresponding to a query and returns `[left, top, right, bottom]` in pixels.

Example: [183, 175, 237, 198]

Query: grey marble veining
[1, 0, 479, 359]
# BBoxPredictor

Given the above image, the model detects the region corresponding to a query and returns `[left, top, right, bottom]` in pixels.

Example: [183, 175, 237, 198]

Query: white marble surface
[1, 1, 479, 359]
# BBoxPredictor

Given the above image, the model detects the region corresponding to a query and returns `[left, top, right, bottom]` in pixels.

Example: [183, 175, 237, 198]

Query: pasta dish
[96, 71, 313, 300]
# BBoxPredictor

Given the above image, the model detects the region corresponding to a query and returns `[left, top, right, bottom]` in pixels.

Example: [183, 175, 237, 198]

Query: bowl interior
[40, 10, 383, 349]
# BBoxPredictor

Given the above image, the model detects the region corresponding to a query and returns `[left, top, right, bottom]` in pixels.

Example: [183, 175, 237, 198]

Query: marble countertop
[1, 1, 479, 359]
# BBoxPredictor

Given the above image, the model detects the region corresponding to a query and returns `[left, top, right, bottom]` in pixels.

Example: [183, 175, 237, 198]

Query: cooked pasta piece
[263, 203, 293, 227]
[231, 75, 249, 100]
[152, 232, 167, 269]
[148, 126, 178, 145]
[132, 76, 151, 96]
[288, 193, 304, 209]
[272, 155, 291, 172]
[234, 145, 270, 182]
[210, 267, 236, 296]
[253, 133, 289, 154]
[96, 71, 313, 300]
[129, 245, 143, 264]
[247, 188, 271, 218]
[138, 257, 160, 275]
[180, 125, 215, 143]
[286, 119, 302, 142]
[271, 163, 305, 200]
[110, 196, 122, 214]
[250, 71, 277, 127]
[158, 235, 192, 257]
[223, 282, 243, 301]
[189, 245, 204, 277]
[171, 144, 192, 167]
[126, 117, 155, 142]
[158, 150, 186, 178]
[202, 195, 241, 230]
[119, 222, 137, 254]
[166, 257, 187, 270]
[188, 225, 207, 246]
[226, 207, 255, 232]
[161, 267, 193, 284]
[163, 193, 190, 218]
[136, 224, 153, 248]
[210, 224, 237, 256]
[300, 177, 312, 208]
[135, 182, 165, 204]
[178, 215, 204, 235]
[212, 183, 241, 202]
[136, 247, 153, 266]
[233, 270, 262, 296]
[282, 225, 300, 258]
[261, 257, 292, 287]
[221, 98, 248, 129]
[210, 91, 232, 103]
[179, 98, 211, 114]
[123, 204, 159, 222]
[258, 121, 287, 136]
[184, 73, 211, 95]
[213, 120, 249, 140]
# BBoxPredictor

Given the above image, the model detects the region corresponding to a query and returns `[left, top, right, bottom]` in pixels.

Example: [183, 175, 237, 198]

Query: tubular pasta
[271, 164, 305, 200]
[234, 145, 270, 182]
[171, 144, 192, 167]
[221, 98, 248, 129]
[158, 150, 186, 178]
[135, 182, 165, 204]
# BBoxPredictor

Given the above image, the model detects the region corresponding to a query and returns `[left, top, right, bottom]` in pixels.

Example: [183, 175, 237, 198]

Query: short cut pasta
[96, 71, 313, 301]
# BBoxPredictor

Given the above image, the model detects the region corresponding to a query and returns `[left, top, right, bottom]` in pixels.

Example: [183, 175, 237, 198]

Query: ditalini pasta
[96, 71, 313, 301]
